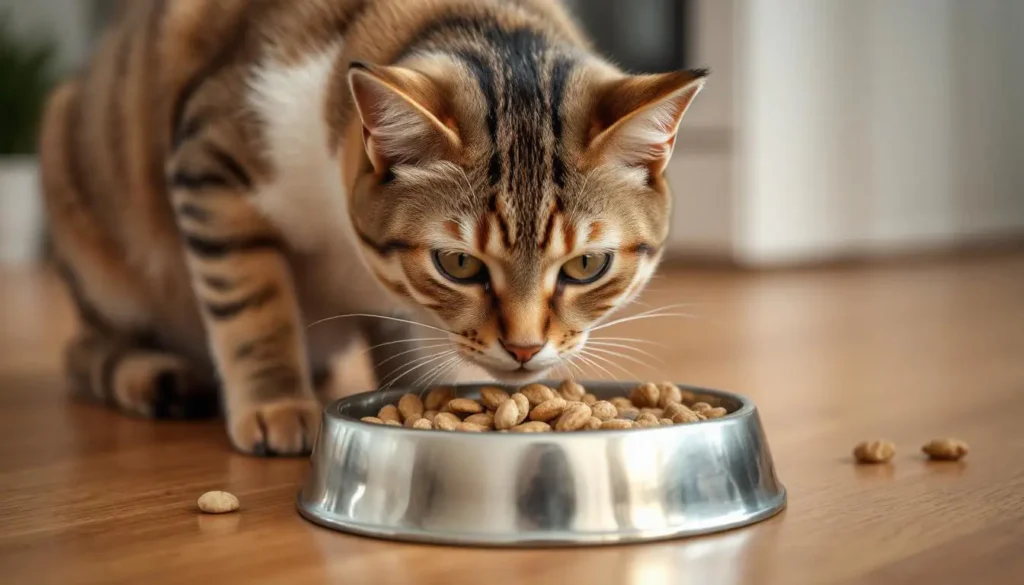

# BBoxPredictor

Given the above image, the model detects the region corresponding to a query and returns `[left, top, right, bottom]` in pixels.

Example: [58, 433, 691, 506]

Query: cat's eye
[433, 250, 488, 284]
[560, 253, 612, 284]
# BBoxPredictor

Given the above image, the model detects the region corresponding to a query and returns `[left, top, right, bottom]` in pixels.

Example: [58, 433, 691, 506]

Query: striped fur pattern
[40, 0, 706, 456]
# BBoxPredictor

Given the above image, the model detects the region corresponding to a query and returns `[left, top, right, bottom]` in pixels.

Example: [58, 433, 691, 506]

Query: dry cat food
[922, 438, 969, 461]
[197, 491, 240, 514]
[359, 381, 731, 432]
[852, 440, 896, 463]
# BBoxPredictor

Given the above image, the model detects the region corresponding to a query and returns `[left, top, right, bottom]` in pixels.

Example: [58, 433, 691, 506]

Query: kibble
[479, 386, 510, 411]
[853, 440, 896, 463]
[424, 387, 455, 411]
[397, 393, 424, 421]
[558, 380, 586, 402]
[197, 491, 239, 514]
[922, 438, 968, 461]
[521, 384, 556, 407]
[358, 383, 732, 433]
[530, 397, 567, 422]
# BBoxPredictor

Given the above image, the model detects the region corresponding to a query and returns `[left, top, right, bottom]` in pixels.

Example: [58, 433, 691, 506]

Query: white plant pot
[0, 156, 44, 265]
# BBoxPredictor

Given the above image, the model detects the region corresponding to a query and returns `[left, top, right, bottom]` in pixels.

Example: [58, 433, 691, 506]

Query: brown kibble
[520, 384, 556, 407]
[640, 407, 665, 418]
[412, 418, 433, 430]
[378, 404, 401, 424]
[448, 398, 484, 415]
[610, 396, 634, 410]
[922, 438, 969, 461]
[582, 393, 598, 405]
[403, 415, 423, 428]
[616, 407, 640, 421]
[690, 402, 713, 413]
[384, 420, 402, 427]
[360, 416, 384, 425]
[480, 386, 511, 411]
[636, 412, 660, 425]
[671, 410, 701, 424]
[590, 401, 617, 421]
[530, 397, 567, 422]
[656, 382, 683, 408]
[586, 417, 603, 430]
[434, 412, 461, 431]
[422, 410, 438, 423]
[555, 403, 593, 431]
[663, 402, 693, 420]
[456, 422, 490, 432]
[557, 380, 586, 401]
[630, 382, 660, 408]
[397, 393, 424, 421]
[601, 419, 635, 430]
[659, 418, 674, 426]
[705, 407, 728, 419]
[494, 399, 520, 430]
[197, 491, 239, 514]
[853, 440, 896, 463]
[636, 418, 661, 429]
[424, 387, 455, 412]
[510, 393, 530, 424]
[510, 421, 552, 433]
[464, 412, 495, 428]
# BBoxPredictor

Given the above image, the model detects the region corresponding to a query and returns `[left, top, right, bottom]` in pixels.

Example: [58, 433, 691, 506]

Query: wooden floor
[1, 254, 1023, 585]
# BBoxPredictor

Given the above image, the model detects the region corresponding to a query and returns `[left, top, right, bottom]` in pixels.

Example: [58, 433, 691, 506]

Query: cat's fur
[40, 0, 706, 455]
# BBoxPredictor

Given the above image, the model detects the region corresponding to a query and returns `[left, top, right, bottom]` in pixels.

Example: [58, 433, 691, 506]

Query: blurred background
[1, 0, 1022, 267]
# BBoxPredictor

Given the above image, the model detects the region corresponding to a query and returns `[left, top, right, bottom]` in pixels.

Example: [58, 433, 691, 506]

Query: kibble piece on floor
[853, 440, 896, 463]
[922, 438, 968, 461]
[198, 491, 239, 514]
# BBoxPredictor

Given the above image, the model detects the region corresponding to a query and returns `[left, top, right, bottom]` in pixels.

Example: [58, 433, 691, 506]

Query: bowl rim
[324, 381, 757, 438]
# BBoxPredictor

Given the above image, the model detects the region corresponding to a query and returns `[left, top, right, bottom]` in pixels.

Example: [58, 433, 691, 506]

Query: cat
[39, 0, 706, 456]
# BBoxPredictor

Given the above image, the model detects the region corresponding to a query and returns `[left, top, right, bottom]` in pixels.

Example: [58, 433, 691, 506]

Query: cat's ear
[347, 62, 461, 172]
[587, 68, 707, 175]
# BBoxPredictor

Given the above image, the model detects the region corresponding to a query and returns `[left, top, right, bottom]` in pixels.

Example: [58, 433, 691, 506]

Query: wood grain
[1, 254, 1023, 585]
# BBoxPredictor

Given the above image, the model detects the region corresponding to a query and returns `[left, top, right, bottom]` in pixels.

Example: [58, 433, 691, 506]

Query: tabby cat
[40, 0, 706, 456]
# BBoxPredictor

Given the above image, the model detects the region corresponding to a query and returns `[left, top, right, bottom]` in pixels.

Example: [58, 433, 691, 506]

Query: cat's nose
[501, 341, 544, 364]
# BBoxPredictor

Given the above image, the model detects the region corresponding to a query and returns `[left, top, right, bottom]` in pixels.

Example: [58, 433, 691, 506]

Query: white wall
[732, 0, 1024, 266]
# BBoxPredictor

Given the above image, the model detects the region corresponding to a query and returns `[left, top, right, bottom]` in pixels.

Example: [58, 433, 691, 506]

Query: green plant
[0, 14, 58, 156]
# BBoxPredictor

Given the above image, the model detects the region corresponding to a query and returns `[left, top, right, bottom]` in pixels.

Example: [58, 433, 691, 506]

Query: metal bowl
[297, 382, 786, 547]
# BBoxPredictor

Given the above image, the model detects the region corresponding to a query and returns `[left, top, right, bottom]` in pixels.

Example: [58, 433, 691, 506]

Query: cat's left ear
[587, 68, 708, 175]
[347, 62, 461, 173]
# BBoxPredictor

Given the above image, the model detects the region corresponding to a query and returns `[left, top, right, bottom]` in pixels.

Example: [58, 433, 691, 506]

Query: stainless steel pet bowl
[297, 382, 786, 546]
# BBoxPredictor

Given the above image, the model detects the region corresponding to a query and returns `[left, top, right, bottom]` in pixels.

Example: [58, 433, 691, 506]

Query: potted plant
[0, 14, 56, 265]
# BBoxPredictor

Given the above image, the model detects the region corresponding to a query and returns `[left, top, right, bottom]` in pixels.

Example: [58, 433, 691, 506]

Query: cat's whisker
[573, 353, 616, 381]
[356, 336, 449, 358]
[409, 355, 461, 390]
[592, 336, 665, 347]
[378, 350, 455, 392]
[373, 342, 452, 370]
[585, 341, 666, 365]
[589, 312, 698, 333]
[578, 349, 642, 381]
[307, 313, 455, 336]
[582, 346, 656, 372]
[425, 357, 463, 389]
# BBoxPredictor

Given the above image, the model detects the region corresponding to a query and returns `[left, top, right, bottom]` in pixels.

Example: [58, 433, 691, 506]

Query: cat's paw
[228, 398, 322, 456]
[111, 353, 218, 420]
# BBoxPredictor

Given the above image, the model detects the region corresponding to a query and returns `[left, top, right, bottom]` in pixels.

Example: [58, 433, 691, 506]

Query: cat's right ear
[586, 68, 708, 176]
[347, 62, 461, 173]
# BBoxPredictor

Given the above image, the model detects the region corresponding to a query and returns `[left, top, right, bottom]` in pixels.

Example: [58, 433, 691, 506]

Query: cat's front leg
[169, 133, 319, 456]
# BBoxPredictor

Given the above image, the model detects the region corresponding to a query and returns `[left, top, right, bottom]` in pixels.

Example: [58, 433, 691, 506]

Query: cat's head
[343, 52, 705, 383]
